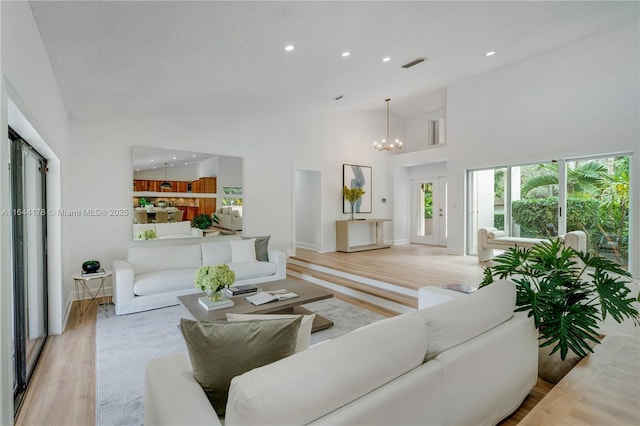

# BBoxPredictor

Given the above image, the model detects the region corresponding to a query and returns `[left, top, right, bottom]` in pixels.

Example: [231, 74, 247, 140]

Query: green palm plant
[480, 239, 639, 360]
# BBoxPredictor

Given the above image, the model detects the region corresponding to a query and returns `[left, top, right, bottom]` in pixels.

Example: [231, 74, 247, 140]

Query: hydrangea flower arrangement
[136, 229, 157, 240]
[194, 264, 236, 297]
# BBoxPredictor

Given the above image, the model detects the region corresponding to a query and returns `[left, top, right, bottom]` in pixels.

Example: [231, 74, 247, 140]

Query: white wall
[444, 22, 639, 274]
[218, 156, 243, 190]
[66, 108, 398, 303]
[0, 1, 71, 423]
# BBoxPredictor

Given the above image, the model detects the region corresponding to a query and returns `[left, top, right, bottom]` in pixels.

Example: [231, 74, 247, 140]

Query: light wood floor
[16, 245, 546, 426]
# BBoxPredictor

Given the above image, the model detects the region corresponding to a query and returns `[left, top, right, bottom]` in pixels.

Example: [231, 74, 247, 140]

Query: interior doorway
[294, 170, 322, 252]
[412, 177, 447, 246]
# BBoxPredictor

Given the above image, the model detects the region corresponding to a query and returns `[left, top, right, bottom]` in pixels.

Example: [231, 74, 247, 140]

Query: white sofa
[145, 280, 538, 426]
[477, 227, 587, 262]
[133, 221, 203, 240]
[215, 206, 242, 231]
[112, 238, 286, 315]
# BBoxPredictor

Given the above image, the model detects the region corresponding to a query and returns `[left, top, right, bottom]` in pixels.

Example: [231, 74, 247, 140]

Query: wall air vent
[402, 57, 427, 69]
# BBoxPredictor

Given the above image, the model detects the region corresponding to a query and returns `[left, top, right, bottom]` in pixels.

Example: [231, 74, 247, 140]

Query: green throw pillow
[179, 317, 301, 416]
[242, 235, 270, 261]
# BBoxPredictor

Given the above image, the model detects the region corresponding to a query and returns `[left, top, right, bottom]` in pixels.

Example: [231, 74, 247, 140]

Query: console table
[336, 219, 391, 252]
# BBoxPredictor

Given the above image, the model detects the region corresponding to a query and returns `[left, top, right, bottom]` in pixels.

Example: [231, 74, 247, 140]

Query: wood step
[287, 263, 418, 309]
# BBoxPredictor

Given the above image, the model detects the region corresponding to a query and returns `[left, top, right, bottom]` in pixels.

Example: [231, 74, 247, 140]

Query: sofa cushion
[228, 261, 276, 280]
[226, 313, 315, 352]
[229, 239, 256, 263]
[179, 317, 302, 416]
[127, 244, 202, 275]
[415, 279, 516, 361]
[133, 268, 197, 296]
[225, 313, 429, 425]
[201, 241, 232, 265]
[242, 236, 270, 262]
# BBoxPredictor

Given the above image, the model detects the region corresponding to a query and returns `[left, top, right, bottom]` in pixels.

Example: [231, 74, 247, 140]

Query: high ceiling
[29, 1, 639, 120]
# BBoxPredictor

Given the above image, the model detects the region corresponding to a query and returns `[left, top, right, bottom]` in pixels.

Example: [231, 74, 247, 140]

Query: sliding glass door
[10, 129, 48, 414]
[468, 154, 631, 269]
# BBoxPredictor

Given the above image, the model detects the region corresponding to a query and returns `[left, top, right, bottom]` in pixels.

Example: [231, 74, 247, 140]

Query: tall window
[10, 128, 48, 415]
[468, 154, 631, 269]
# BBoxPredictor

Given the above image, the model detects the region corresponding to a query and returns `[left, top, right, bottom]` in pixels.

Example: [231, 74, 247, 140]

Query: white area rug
[95, 298, 385, 425]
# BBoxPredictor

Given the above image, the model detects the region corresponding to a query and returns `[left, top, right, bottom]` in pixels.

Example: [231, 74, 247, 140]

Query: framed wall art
[343, 164, 372, 214]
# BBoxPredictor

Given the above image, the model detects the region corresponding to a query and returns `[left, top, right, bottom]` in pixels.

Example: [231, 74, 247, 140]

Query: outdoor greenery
[512, 198, 599, 237]
[222, 187, 243, 206]
[424, 185, 433, 219]
[500, 157, 630, 265]
[480, 239, 640, 360]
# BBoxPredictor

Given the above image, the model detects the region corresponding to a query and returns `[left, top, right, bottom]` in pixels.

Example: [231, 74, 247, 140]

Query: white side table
[73, 270, 112, 318]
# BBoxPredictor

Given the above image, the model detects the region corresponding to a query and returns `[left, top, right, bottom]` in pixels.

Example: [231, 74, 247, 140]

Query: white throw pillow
[226, 313, 315, 352]
[229, 239, 256, 263]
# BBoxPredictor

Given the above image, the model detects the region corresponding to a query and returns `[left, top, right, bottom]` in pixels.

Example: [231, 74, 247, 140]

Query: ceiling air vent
[402, 57, 427, 69]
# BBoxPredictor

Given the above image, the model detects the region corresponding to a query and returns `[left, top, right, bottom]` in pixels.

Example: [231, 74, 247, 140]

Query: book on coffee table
[245, 289, 298, 306]
[225, 284, 258, 297]
[198, 296, 235, 311]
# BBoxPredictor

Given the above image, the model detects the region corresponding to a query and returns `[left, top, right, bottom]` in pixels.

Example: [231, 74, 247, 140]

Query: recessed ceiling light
[342, 51, 350, 57]
[152, 166, 157, 169]
[192, 154, 196, 157]
[150, 159, 154, 162]
[172, 156, 176, 160]
[284, 45, 295, 52]
[485, 51, 496, 57]
[382, 57, 391, 62]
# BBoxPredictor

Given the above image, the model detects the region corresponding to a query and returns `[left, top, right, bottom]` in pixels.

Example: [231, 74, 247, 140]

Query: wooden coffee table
[178, 278, 334, 332]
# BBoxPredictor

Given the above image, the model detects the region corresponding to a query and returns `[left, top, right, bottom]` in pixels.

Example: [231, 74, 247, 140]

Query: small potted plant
[480, 238, 639, 382]
[194, 264, 236, 301]
[191, 213, 213, 230]
[343, 186, 365, 220]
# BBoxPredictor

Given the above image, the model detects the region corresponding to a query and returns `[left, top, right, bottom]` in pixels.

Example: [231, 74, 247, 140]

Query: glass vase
[208, 290, 223, 302]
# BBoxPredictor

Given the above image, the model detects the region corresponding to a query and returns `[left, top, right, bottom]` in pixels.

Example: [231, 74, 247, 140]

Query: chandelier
[373, 98, 403, 151]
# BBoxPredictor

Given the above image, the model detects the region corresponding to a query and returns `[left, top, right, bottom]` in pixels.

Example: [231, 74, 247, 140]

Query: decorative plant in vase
[136, 229, 157, 240]
[343, 186, 365, 220]
[194, 264, 236, 301]
[191, 213, 213, 230]
[480, 239, 639, 382]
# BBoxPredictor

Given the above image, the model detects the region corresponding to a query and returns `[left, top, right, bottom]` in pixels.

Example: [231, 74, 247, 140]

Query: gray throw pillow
[179, 317, 301, 416]
[242, 235, 270, 261]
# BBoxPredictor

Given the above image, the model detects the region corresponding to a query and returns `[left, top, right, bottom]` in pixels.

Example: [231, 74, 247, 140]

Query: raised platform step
[287, 259, 417, 315]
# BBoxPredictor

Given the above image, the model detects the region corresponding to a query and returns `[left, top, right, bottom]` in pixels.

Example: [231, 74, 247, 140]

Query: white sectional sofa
[113, 238, 286, 315]
[145, 280, 538, 426]
[477, 227, 587, 262]
[215, 206, 242, 231]
[133, 221, 203, 240]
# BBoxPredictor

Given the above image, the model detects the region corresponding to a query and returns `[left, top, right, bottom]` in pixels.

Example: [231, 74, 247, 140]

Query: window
[221, 187, 243, 206]
[468, 154, 631, 269]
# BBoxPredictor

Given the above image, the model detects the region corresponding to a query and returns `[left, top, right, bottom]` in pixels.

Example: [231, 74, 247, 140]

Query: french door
[10, 129, 48, 415]
[412, 177, 447, 246]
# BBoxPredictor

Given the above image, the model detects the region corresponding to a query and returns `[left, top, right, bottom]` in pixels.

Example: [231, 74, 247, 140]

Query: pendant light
[373, 98, 403, 151]
[159, 163, 172, 190]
